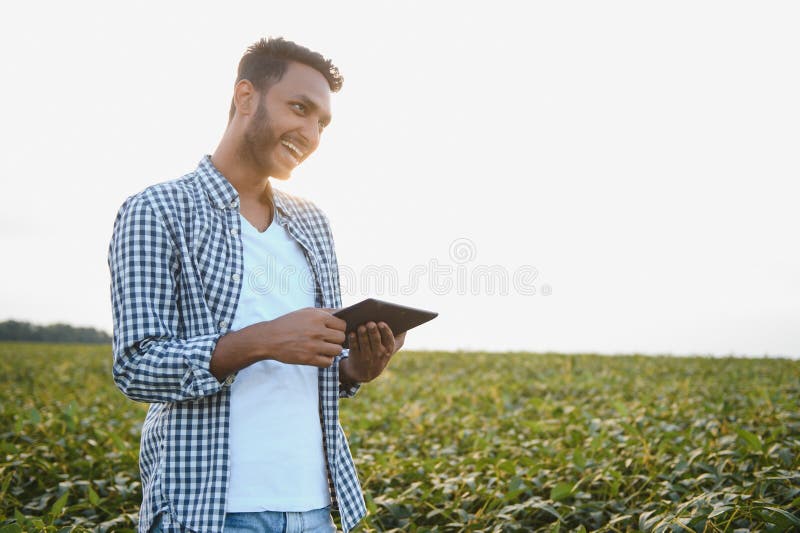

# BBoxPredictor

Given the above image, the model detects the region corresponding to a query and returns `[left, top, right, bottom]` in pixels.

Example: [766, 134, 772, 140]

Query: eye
[291, 102, 306, 114]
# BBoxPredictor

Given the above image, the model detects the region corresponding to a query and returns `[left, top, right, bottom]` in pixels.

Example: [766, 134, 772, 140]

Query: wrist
[236, 320, 278, 360]
[210, 322, 273, 381]
[339, 356, 360, 386]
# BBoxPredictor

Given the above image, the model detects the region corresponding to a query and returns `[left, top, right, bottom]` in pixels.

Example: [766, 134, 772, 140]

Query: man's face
[241, 61, 332, 180]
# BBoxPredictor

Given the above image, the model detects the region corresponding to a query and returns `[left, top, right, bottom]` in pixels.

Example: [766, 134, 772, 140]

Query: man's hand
[264, 307, 347, 367]
[210, 308, 346, 381]
[340, 322, 406, 384]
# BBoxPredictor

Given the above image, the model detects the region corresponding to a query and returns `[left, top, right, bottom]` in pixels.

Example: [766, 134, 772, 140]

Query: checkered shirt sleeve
[109, 195, 225, 403]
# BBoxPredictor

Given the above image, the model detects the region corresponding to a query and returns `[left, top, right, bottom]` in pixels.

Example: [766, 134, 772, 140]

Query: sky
[1, 1, 798, 357]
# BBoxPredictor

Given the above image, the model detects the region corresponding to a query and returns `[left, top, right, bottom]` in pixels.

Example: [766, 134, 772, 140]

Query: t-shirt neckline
[239, 212, 276, 236]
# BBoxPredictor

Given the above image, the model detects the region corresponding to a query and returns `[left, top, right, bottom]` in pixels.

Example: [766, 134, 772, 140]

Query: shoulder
[115, 171, 204, 226]
[131, 172, 202, 213]
[273, 188, 330, 225]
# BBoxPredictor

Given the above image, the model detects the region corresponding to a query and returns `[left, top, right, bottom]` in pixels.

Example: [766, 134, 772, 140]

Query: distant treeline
[0, 320, 111, 344]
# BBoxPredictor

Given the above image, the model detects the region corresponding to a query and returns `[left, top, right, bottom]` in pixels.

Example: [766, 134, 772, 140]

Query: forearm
[209, 322, 274, 381]
[114, 324, 272, 402]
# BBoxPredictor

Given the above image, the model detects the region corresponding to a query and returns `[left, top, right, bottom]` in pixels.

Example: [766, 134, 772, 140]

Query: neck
[211, 129, 272, 204]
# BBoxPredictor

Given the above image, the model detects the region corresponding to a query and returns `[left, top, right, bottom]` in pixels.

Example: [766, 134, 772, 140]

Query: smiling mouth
[280, 139, 305, 166]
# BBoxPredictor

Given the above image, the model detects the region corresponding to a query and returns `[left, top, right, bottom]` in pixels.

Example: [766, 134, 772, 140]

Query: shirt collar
[196, 155, 292, 219]
[197, 155, 239, 210]
[271, 188, 292, 220]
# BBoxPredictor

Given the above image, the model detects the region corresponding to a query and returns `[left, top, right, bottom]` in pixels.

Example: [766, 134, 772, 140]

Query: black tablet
[333, 298, 438, 348]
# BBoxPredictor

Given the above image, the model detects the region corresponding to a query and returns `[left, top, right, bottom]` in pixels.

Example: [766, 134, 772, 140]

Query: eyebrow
[294, 94, 332, 127]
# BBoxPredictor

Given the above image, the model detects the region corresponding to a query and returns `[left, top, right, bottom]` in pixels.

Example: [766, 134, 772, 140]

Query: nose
[299, 118, 321, 153]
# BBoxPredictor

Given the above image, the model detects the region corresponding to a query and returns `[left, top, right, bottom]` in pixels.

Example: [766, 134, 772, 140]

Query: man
[108, 37, 403, 533]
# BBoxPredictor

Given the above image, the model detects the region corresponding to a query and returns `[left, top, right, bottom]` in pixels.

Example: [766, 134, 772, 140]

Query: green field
[1, 343, 798, 532]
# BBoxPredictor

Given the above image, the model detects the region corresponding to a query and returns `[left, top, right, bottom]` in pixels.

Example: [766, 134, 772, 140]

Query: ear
[232, 79, 258, 118]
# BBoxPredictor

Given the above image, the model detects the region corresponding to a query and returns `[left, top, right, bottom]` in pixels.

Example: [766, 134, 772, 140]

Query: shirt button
[230, 200, 238, 208]
[224, 375, 236, 386]
[230, 228, 238, 236]
[232, 273, 240, 282]
[219, 320, 228, 330]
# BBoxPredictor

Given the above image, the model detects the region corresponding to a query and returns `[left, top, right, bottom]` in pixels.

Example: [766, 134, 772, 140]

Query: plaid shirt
[108, 156, 366, 533]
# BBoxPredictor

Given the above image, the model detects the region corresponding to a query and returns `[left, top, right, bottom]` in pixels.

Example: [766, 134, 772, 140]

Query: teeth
[281, 140, 304, 160]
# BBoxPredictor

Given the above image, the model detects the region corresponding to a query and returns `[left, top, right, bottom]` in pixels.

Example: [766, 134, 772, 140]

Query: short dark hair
[228, 37, 343, 121]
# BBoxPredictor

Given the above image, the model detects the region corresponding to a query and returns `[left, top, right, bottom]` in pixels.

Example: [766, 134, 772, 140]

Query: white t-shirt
[225, 213, 330, 512]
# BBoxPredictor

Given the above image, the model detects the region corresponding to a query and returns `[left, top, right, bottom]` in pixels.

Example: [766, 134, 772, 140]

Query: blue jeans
[151, 506, 336, 532]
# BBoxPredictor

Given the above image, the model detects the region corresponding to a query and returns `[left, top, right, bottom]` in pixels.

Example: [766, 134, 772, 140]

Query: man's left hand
[340, 321, 405, 384]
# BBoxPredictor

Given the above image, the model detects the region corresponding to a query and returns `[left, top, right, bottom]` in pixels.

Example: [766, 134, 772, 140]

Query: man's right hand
[209, 308, 346, 382]
[262, 307, 347, 367]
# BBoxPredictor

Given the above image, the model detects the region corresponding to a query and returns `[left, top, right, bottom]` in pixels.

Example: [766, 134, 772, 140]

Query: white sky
[1, 1, 798, 357]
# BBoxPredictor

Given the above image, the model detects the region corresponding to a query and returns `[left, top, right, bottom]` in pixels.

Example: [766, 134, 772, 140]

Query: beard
[240, 95, 287, 178]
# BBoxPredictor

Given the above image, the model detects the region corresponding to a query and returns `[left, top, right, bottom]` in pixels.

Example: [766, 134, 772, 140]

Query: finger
[319, 341, 345, 358]
[313, 354, 336, 368]
[378, 321, 394, 336]
[324, 328, 346, 346]
[378, 322, 395, 355]
[357, 325, 371, 354]
[395, 331, 406, 350]
[325, 314, 347, 331]
[347, 332, 358, 351]
[367, 322, 382, 354]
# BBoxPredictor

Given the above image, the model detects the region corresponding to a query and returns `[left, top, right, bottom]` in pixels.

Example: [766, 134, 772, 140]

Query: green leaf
[607, 514, 632, 526]
[735, 427, 763, 452]
[48, 491, 69, 523]
[505, 475, 526, 501]
[530, 501, 562, 520]
[639, 510, 661, 531]
[27, 407, 41, 424]
[707, 505, 733, 519]
[573, 449, 586, 469]
[762, 506, 800, 527]
[88, 486, 100, 506]
[550, 482, 575, 501]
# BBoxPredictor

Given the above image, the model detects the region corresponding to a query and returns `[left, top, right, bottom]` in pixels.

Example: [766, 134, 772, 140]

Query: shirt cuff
[337, 349, 361, 398]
